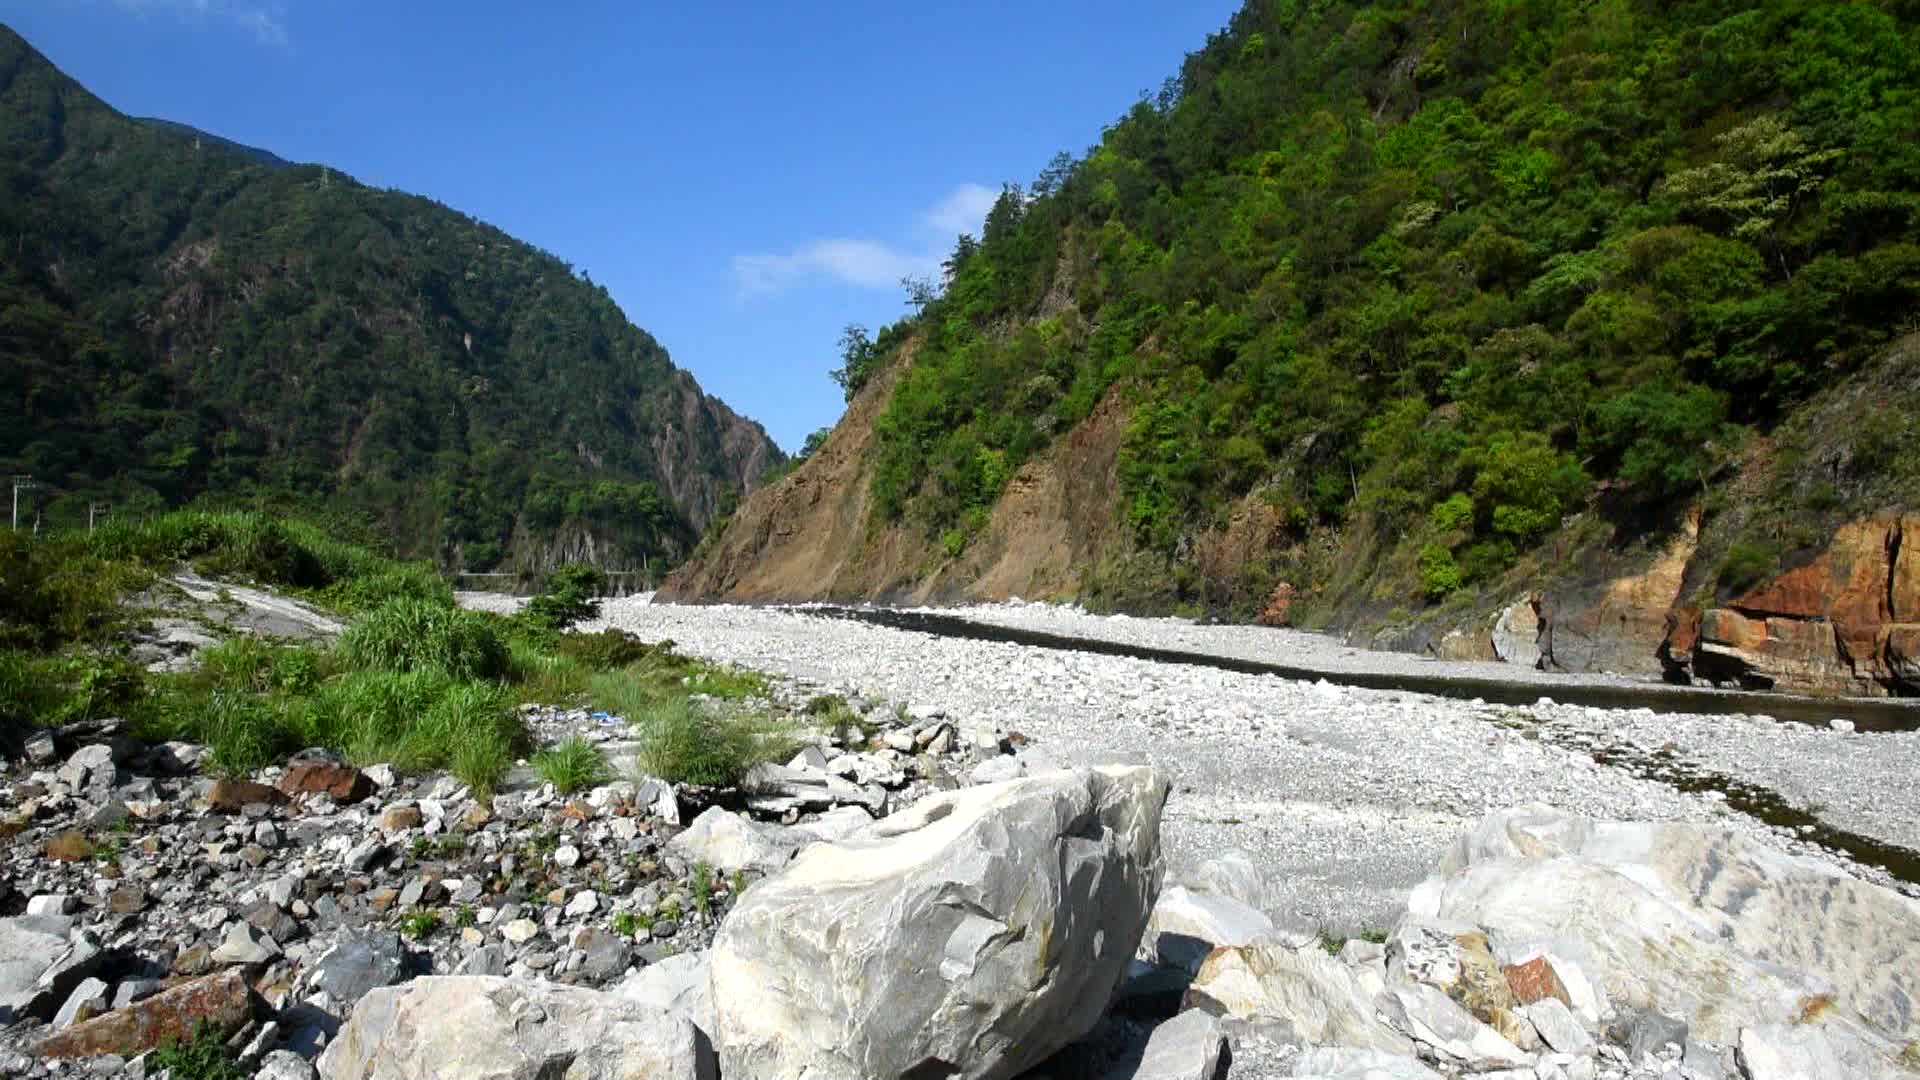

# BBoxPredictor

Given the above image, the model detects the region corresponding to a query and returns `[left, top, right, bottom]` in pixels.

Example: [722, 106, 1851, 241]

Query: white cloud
[111, 0, 289, 44]
[731, 240, 938, 298]
[923, 183, 998, 236]
[731, 184, 992, 299]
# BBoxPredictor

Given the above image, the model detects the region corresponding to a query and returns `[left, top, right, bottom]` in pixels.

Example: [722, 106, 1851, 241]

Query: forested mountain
[0, 26, 780, 571]
[671, 0, 1920, 693]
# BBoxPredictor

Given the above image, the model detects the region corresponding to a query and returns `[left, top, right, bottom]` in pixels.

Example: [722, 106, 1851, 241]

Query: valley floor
[580, 596, 1920, 927]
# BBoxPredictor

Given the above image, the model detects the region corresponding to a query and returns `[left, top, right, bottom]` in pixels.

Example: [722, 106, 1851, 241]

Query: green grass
[337, 598, 508, 681]
[146, 1023, 246, 1080]
[630, 697, 794, 788]
[532, 735, 613, 794]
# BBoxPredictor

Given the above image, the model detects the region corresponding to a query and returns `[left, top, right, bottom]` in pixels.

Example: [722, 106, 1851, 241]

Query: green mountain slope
[832, 0, 1920, 614]
[0, 26, 780, 570]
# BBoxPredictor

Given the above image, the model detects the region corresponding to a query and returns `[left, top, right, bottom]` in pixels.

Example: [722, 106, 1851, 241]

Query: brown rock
[37, 969, 254, 1059]
[44, 830, 94, 862]
[367, 887, 400, 912]
[1504, 955, 1571, 1007]
[207, 779, 286, 813]
[460, 802, 494, 830]
[1449, 931, 1518, 1021]
[378, 805, 423, 833]
[171, 944, 214, 977]
[107, 885, 146, 914]
[278, 760, 374, 805]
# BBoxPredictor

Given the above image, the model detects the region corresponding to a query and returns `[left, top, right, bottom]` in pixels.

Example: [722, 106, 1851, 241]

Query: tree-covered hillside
[0, 26, 779, 570]
[849, 0, 1920, 615]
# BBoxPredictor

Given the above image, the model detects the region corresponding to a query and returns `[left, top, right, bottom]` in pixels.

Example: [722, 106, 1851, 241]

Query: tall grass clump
[0, 530, 147, 650]
[532, 735, 613, 794]
[323, 563, 452, 613]
[631, 698, 794, 788]
[337, 598, 507, 680]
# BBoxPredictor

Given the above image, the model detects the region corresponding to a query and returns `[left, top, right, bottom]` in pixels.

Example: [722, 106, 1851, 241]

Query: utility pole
[10, 476, 34, 532]
[89, 501, 107, 534]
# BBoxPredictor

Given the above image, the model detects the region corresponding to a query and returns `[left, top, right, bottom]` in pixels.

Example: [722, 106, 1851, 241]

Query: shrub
[324, 564, 452, 613]
[553, 629, 660, 671]
[632, 699, 793, 788]
[337, 599, 508, 680]
[1419, 544, 1465, 599]
[532, 736, 613, 794]
[0, 531, 144, 650]
[1718, 541, 1778, 596]
[524, 563, 606, 630]
[146, 1023, 246, 1080]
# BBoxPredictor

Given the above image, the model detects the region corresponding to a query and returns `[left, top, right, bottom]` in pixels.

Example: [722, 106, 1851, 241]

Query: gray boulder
[710, 765, 1169, 1080]
[1185, 943, 1411, 1055]
[309, 932, 413, 1007]
[1102, 1009, 1228, 1080]
[315, 976, 714, 1080]
[0, 918, 101, 1023]
[618, 951, 714, 1035]
[1143, 885, 1276, 973]
[665, 807, 798, 876]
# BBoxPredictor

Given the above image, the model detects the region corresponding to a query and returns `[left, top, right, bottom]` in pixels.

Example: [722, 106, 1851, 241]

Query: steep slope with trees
[669, 0, 1920, 695]
[0, 26, 780, 571]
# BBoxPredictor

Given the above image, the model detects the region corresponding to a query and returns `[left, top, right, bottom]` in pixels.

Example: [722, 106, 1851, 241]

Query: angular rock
[1105, 1008, 1227, 1080]
[1410, 805, 1920, 1047]
[1182, 851, 1272, 912]
[25, 730, 57, 766]
[790, 804, 875, 844]
[37, 969, 255, 1059]
[1377, 983, 1528, 1066]
[1736, 1022, 1905, 1080]
[665, 806, 798, 876]
[1145, 885, 1275, 973]
[0, 920, 100, 1023]
[741, 762, 885, 814]
[52, 977, 110, 1029]
[258, 1049, 321, 1080]
[279, 752, 375, 805]
[1523, 997, 1591, 1053]
[617, 951, 713, 1035]
[310, 931, 412, 1007]
[1502, 954, 1570, 1007]
[211, 920, 282, 965]
[207, 778, 286, 812]
[1186, 943, 1410, 1055]
[315, 976, 715, 1080]
[711, 766, 1168, 1080]
[1607, 1006, 1686, 1062]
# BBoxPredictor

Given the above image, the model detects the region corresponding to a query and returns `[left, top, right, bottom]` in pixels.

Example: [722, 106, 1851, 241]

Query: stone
[0, 918, 100, 1023]
[1524, 997, 1591, 1053]
[1376, 983, 1528, 1066]
[665, 806, 799, 876]
[711, 766, 1168, 1080]
[315, 976, 716, 1080]
[554, 843, 581, 868]
[37, 969, 255, 1059]
[207, 778, 286, 812]
[1607, 1006, 1687, 1062]
[278, 752, 375, 804]
[1736, 1023, 1900, 1080]
[1186, 943, 1410, 1054]
[1386, 921, 1515, 1022]
[1105, 1008, 1227, 1080]
[25, 730, 57, 766]
[310, 932, 412, 1007]
[1492, 596, 1545, 669]
[575, 929, 632, 982]
[456, 945, 509, 977]
[790, 804, 875, 844]
[1182, 851, 1271, 912]
[26, 893, 78, 915]
[565, 889, 599, 918]
[969, 756, 1024, 785]
[257, 1049, 320, 1080]
[53, 977, 110, 1029]
[741, 762, 885, 815]
[617, 951, 713, 1035]
[107, 885, 147, 914]
[1145, 885, 1276, 973]
[1502, 954, 1570, 1007]
[210, 921, 282, 965]
[1287, 1049, 1442, 1079]
[500, 919, 539, 944]
[1410, 805, 1920, 1047]
[344, 837, 386, 872]
[377, 805, 422, 833]
[112, 978, 160, 1010]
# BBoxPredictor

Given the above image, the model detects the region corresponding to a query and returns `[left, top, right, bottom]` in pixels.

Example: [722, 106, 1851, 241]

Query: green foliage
[523, 563, 606, 631]
[829, 324, 883, 401]
[337, 599, 508, 681]
[0, 29, 769, 570]
[1719, 541, 1779, 596]
[630, 698, 793, 789]
[1418, 544, 1465, 600]
[146, 1024, 246, 1080]
[691, 860, 714, 919]
[836, 0, 1920, 614]
[398, 910, 442, 939]
[532, 736, 613, 794]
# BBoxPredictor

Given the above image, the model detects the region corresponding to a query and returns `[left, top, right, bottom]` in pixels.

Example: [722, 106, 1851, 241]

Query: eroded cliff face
[650, 369, 783, 535]
[1677, 514, 1920, 696]
[661, 351, 1133, 605]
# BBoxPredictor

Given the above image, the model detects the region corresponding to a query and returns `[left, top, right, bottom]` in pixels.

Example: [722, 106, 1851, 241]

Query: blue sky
[1, 1, 1241, 451]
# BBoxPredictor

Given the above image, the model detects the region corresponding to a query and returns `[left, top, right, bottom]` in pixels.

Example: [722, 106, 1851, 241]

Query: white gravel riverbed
[516, 596, 1920, 924]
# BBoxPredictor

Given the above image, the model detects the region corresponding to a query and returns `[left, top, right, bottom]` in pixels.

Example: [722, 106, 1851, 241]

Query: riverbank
[569, 597, 1920, 932]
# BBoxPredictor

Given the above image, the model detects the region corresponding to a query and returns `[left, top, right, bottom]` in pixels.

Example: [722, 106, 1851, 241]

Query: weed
[691, 861, 713, 919]
[612, 910, 646, 936]
[532, 736, 613, 794]
[399, 910, 442, 939]
[631, 699, 794, 788]
[454, 905, 477, 929]
[147, 1022, 247, 1080]
[337, 598, 508, 681]
[1718, 541, 1778, 596]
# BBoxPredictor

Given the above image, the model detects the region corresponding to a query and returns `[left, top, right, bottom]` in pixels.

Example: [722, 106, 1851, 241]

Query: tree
[828, 324, 878, 402]
[1663, 115, 1842, 279]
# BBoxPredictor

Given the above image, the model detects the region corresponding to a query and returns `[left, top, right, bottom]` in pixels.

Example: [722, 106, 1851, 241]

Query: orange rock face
[1503, 956, 1571, 1007]
[1686, 514, 1920, 696]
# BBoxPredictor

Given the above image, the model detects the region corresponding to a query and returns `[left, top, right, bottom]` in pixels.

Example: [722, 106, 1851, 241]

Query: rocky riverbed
[575, 596, 1920, 911]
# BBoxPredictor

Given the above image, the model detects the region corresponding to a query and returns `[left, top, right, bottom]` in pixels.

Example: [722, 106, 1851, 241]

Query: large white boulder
[665, 807, 798, 876]
[314, 976, 714, 1080]
[1145, 885, 1278, 973]
[1185, 943, 1413, 1055]
[709, 766, 1169, 1080]
[1410, 805, 1920, 1068]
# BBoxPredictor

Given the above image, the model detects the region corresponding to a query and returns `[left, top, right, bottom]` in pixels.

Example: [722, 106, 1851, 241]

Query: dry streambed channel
[592, 597, 1920, 914]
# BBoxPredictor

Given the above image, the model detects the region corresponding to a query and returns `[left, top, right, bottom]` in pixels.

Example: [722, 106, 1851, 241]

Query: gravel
[582, 597, 1920, 931]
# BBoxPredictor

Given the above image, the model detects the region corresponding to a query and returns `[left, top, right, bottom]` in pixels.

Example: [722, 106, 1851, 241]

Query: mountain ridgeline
[670, 0, 1920, 695]
[0, 26, 780, 572]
